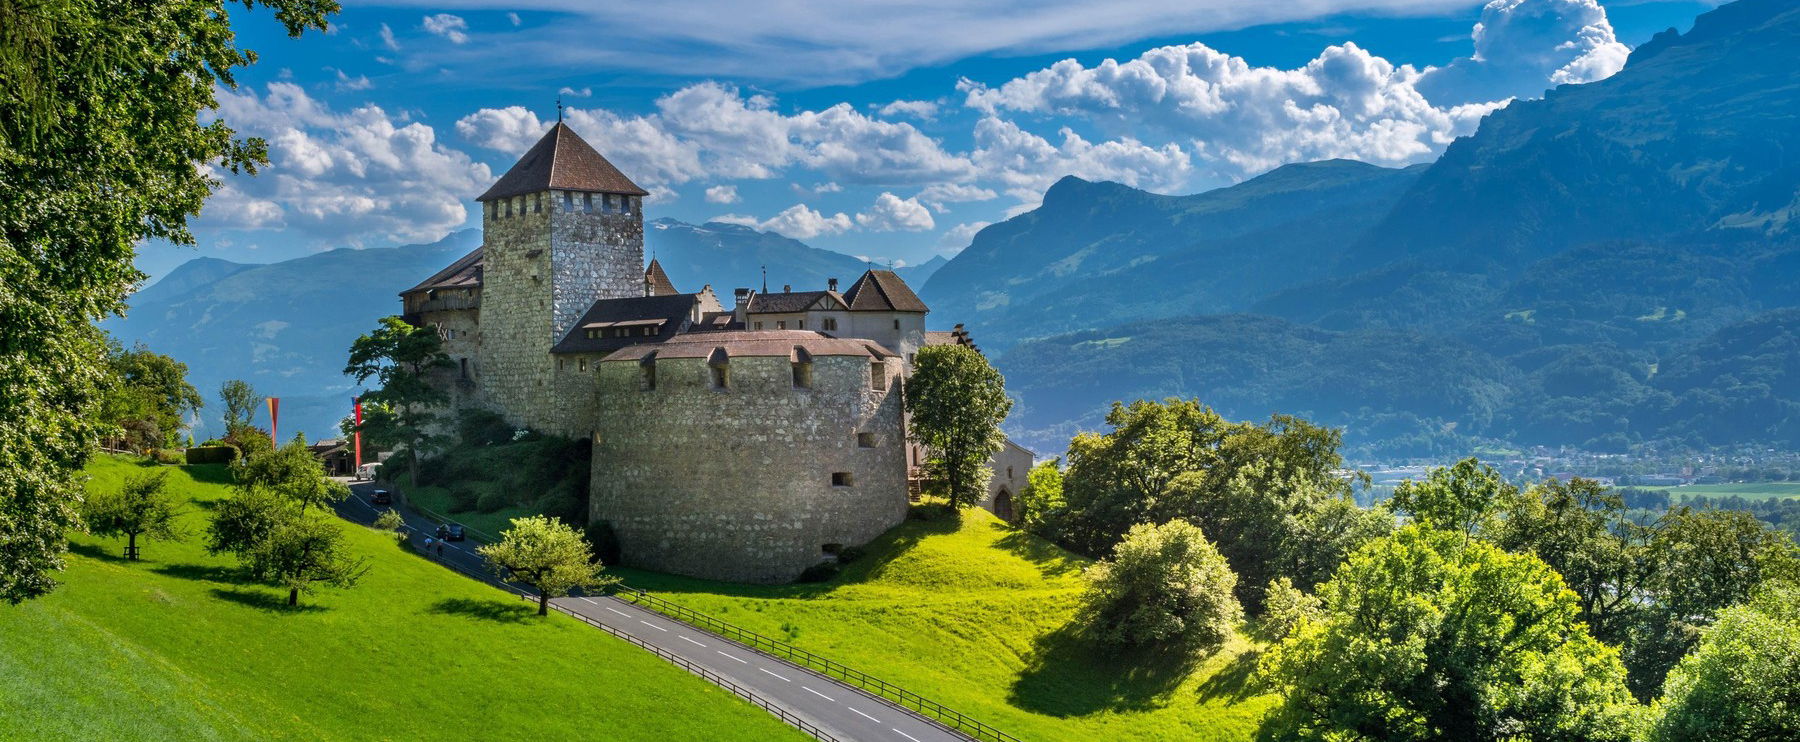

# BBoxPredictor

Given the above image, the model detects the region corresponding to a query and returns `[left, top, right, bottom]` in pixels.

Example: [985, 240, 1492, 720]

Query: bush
[474, 482, 512, 514]
[185, 445, 240, 465]
[1077, 519, 1241, 648]
[1258, 576, 1321, 642]
[150, 448, 185, 465]
[797, 561, 840, 583]
[456, 408, 514, 447]
[585, 521, 623, 566]
[372, 509, 408, 547]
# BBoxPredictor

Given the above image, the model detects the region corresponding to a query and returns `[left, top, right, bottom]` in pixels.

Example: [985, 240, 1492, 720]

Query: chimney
[828, 277, 839, 292]
[733, 288, 751, 324]
[782, 284, 791, 293]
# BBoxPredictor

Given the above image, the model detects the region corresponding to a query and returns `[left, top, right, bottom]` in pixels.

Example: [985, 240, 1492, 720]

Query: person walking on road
[423, 536, 435, 558]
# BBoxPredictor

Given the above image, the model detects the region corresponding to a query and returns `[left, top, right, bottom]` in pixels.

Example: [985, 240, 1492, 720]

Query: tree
[1492, 477, 1648, 643]
[1649, 581, 1800, 741]
[1016, 458, 1065, 531]
[249, 514, 367, 607]
[903, 345, 1011, 509]
[1076, 519, 1240, 648]
[0, 0, 335, 603]
[234, 437, 349, 513]
[1259, 525, 1645, 741]
[82, 470, 183, 560]
[97, 341, 204, 451]
[219, 379, 259, 432]
[344, 316, 452, 487]
[478, 516, 617, 616]
[1257, 576, 1320, 643]
[1384, 457, 1511, 538]
[205, 488, 288, 561]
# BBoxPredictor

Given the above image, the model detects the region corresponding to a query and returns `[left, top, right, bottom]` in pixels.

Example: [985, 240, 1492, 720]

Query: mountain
[649, 218, 944, 297]
[930, 0, 1800, 455]
[920, 160, 1424, 352]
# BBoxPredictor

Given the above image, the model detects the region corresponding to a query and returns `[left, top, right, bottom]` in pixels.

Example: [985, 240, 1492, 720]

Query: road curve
[331, 481, 965, 742]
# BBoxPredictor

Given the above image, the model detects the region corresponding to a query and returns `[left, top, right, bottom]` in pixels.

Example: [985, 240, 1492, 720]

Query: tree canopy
[478, 516, 616, 616]
[344, 316, 452, 485]
[96, 341, 203, 452]
[1649, 580, 1800, 741]
[234, 437, 350, 513]
[0, 0, 335, 603]
[82, 469, 183, 560]
[903, 345, 1012, 508]
[1076, 519, 1240, 648]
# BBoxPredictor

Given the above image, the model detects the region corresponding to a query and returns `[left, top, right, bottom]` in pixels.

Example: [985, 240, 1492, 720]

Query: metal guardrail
[531, 595, 844, 742]
[615, 586, 1020, 742]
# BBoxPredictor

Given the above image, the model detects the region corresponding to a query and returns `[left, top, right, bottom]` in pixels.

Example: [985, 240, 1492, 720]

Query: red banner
[267, 397, 280, 444]
[353, 398, 363, 474]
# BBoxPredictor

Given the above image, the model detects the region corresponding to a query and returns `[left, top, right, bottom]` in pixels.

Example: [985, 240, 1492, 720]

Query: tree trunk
[127, 532, 138, 560]
[409, 435, 422, 488]
[538, 592, 549, 616]
[288, 587, 299, 607]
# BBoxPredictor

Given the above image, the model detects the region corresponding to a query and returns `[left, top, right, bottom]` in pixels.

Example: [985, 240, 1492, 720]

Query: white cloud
[378, 23, 399, 51]
[456, 83, 973, 187]
[791, 181, 843, 197]
[937, 220, 991, 251]
[705, 184, 740, 204]
[507, 12, 522, 26]
[917, 183, 997, 211]
[422, 13, 470, 44]
[365, 0, 1480, 85]
[971, 118, 1193, 201]
[1418, 0, 1629, 105]
[202, 82, 491, 246]
[558, 86, 593, 98]
[715, 204, 854, 239]
[332, 69, 373, 92]
[877, 99, 939, 120]
[855, 192, 936, 232]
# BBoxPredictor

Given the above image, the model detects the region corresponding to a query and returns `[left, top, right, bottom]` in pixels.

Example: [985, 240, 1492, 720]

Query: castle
[399, 123, 1030, 583]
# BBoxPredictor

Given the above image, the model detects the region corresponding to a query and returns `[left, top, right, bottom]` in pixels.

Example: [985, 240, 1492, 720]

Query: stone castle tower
[475, 123, 648, 429]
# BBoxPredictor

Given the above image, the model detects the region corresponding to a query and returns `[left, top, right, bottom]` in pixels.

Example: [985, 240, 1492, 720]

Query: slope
[0, 456, 805, 741]
[618, 506, 1274, 742]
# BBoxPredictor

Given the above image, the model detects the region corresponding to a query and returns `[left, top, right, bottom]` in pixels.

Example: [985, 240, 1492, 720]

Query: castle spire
[477, 123, 647, 202]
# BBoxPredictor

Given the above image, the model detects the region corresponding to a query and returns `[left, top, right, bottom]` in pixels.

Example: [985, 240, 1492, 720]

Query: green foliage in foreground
[1258, 525, 1644, 742]
[0, 456, 805, 741]
[617, 506, 1275, 741]
[1649, 581, 1800, 741]
[1078, 520, 1240, 648]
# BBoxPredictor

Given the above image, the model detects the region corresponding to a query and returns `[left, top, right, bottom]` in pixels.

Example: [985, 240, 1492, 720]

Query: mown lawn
[0, 455, 804, 742]
[615, 506, 1275, 742]
[1646, 481, 1800, 501]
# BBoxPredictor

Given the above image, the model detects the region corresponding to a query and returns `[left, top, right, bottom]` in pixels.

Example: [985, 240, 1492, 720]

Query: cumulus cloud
[970, 118, 1193, 201]
[917, 183, 997, 211]
[456, 83, 973, 187]
[1417, 0, 1629, 105]
[715, 204, 855, 239]
[201, 82, 491, 246]
[558, 86, 593, 98]
[937, 220, 992, 251]
[856, 193, 935, 232]
[705, 184, 741, 204]
[331, 69, 373, 92]
[422, 13, 470, 44]
[378, 23, 399, 51]
[877, 99, 939, 120]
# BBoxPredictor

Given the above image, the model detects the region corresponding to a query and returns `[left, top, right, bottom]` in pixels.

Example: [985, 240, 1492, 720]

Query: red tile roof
[478, 122, 648, 201]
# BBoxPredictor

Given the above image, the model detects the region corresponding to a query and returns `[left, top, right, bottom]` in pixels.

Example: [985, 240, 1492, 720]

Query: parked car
[370, 489, 392, 505]
[436, 523, 466, 542]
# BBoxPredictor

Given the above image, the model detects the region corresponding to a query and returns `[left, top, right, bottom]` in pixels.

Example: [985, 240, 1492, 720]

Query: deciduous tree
[479, 516, 616, 616]
[250, 514, 367, 607]
[344, 316, 452, 487]
[1649, 581, 1800, 741]
[83, 470, 183, 560]
[234, 438, 350, 513]
[219, 379, 259, 433]
[1076, 519, 1240, 648]
[903, 345, 1011, 509]
[0, 0, 335, 603]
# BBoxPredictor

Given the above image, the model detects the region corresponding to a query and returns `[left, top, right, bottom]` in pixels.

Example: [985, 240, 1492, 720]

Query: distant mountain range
[115, 0, 1800, 458]
[111, 220, 944, 442]
[927, 0, 1800, 456]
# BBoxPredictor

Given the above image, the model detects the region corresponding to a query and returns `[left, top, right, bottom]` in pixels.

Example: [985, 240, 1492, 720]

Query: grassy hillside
[617, 506, 1274, 742]
[0, 456, 804, 741]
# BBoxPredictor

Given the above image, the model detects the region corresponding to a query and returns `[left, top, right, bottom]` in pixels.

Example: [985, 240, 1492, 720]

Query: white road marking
[802, 686, 834, 702]
[892, 730, 922, 742]
[640, 620, 668, 632]
[717, 650, 748, 664]
[679, 635, 707, 648]
[579, 597, 600, 606]
[605, 606, 631, 617]
[848, 707, 880, 723]
[759, 668, 790, 682]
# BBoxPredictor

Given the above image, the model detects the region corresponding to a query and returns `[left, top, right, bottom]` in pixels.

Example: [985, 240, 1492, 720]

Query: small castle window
[533, 193, 542, 213]
[831, 472, 853, 487]
[641, 326, 654, 336]
[557, 358, 565, 371]
[893, 319, 901, 330]
[583, 193, 594, 213]
[460, 358, 469, 379]
[586, 329, 599, 339]
[797, 320, 805, 330]
[504, 199, 513, 217]
[640, 355, 657, 391]
[562, 192, 573, 211]
[1008, 466, 1015, 480]
[870, 361, 887, 391]
[711, 365, 729, 389]
[821, 543, 843, 556]
[753, 322, 764, 330]
[615, 328, 627, 338]
[578, 358, 587, 372]
[776, 320, 787, 330]
[857, 432, 875, 448]
[823, 318, 837, 331]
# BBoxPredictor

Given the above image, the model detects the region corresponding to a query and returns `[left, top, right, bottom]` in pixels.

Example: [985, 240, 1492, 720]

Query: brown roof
[601, 330, 894, 363]
[842, 270, 928, 313]
[644, 259, 678, 296]
[551, 293, 700, 354]
[478, 122, 648, 201]
[746, 290, 847, 314]
[402, 247, 483, 296]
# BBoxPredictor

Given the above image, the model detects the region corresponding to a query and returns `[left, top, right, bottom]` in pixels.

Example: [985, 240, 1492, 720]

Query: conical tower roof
[477, 122, 648, 201]
[644, 258, 678, 296]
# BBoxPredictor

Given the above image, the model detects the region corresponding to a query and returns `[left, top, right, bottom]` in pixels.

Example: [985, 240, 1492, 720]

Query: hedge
[185, 445, 240, 465]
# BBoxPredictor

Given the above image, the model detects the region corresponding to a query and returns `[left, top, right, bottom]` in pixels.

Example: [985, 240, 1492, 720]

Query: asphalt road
[330, 481, 965, 742]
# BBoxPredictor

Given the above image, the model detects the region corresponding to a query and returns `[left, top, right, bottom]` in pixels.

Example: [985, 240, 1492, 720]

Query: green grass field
[0, 456, 804, 741]
[1644, 482, 1800, 501]
[616, 506, 1275, 742]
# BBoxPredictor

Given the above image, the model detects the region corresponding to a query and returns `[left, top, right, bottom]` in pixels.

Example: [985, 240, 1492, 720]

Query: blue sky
[145, 0, 1715, 283]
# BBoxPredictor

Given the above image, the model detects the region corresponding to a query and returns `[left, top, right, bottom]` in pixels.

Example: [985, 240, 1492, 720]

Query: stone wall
[590, 353, 908, 583]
